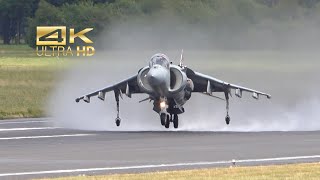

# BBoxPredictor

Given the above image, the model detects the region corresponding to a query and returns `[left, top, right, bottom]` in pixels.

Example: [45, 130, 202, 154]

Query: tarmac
[0, 118, 319, 179]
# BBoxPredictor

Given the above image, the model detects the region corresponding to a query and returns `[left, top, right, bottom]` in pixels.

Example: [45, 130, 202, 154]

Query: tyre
[225, 115, 230, 125]
[115, 118, 121, 126]
[160, 113, 166, 126]
[173, 114, 178, 128]
[165, 116, 170, 128]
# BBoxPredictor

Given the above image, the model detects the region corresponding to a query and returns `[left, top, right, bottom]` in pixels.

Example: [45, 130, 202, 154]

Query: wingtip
[267, 95, 272, 99]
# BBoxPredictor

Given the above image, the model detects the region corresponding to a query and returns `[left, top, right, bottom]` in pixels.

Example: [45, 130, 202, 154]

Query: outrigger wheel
[115, 117, 121, 126]
[225, 115, 230, 125]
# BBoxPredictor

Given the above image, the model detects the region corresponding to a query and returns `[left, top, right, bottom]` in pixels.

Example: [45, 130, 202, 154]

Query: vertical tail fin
[179, 49, 184, 67]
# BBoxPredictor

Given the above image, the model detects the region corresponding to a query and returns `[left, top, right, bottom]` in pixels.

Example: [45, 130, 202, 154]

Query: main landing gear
[173, 114, 178, 128]
[160, 113, 166, 126]
[160, 113, 179, 129]
[165, 114, 170, 128]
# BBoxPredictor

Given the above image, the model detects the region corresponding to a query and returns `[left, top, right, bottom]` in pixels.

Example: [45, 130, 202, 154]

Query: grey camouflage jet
[76, 50, 271, 128]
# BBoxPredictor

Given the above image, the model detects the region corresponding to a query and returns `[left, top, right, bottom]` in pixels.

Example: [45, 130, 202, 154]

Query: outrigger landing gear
[114, 90, 121, 127]
[225, 91, 230, 125]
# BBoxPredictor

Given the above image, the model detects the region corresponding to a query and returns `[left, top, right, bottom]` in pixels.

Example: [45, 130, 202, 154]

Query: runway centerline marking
[0, 155, 320, 177]
[0, 134, 95, 140]
[0, 127, 57, 132]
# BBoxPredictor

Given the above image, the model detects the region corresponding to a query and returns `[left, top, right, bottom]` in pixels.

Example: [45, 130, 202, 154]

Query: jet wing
[186, 68, 271, 99]
[75, 75, 141, 103]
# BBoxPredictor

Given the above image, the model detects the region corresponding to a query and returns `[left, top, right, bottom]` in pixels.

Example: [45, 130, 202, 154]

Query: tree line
[0, 0, 320, 48]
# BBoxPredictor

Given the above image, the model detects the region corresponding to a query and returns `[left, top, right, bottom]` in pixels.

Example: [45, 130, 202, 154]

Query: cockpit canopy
[149, 53, 170, 69]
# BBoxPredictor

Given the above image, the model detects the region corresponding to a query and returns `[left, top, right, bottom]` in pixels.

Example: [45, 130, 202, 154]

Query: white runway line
[0, 127, 57, 132]
[0, 134, 95, 140]
[0, 120, 49, 125]
[0, 155, 319, 177]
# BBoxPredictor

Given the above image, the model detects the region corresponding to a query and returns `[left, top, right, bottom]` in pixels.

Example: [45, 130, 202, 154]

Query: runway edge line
[0, 155, 320, 177]
[0, 134, 96, 140]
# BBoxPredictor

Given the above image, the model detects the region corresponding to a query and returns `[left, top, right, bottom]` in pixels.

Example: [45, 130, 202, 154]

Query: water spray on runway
[180, 94, 320, 132]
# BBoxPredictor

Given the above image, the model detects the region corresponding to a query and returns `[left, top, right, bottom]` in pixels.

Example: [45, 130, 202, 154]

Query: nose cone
[147, 66, 166, 86]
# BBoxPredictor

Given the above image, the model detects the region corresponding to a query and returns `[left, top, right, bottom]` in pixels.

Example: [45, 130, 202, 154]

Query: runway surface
[0, 118, 320, 179]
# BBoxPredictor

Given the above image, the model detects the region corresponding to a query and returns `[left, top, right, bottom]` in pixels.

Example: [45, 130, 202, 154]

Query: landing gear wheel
[173, 114, 178, 129]
[225, 115, 230, 125]
[165, 115, 170, 129]
[160, 113, 166, 126]
[115, 117, 121, 126]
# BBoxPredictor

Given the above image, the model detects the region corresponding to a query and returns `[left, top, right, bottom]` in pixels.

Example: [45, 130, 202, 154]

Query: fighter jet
[76, 50, 271, 128]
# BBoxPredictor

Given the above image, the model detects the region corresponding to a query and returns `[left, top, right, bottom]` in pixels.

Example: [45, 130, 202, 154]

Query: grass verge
[39, 163, 320, 180]
[0, 45, 67, 119]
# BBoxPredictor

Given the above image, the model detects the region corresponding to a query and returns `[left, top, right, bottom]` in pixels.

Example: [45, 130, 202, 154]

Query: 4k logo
[36, 26, 95, 57]
[36, 26, 93, 45]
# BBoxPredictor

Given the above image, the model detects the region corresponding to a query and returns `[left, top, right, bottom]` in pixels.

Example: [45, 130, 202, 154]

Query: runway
[0, 118, 320, 179]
